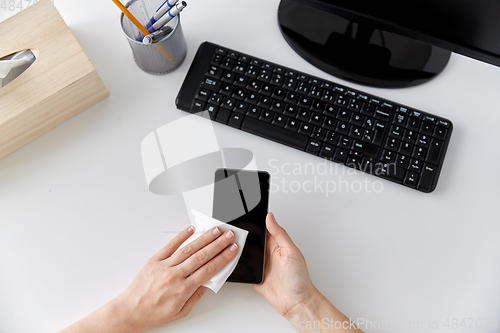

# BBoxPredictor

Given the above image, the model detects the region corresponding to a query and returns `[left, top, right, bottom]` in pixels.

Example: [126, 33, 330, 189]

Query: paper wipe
[178, 210, 248, 293]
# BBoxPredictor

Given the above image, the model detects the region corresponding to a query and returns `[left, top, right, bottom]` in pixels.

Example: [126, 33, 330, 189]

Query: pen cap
[120, 0, 187, 74]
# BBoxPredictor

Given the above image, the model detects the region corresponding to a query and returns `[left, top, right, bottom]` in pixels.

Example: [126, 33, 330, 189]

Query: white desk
[1, 1, 499, 332]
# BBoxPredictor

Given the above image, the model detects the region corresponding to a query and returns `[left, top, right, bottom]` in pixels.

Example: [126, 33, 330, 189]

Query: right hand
[254, 213, 317, 319]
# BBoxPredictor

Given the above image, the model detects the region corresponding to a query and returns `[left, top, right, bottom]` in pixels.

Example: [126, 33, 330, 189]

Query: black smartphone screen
[212, 169, 270, 284]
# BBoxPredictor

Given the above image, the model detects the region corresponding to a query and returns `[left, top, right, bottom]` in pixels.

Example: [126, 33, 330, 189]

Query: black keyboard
[176, 42, 453, 193]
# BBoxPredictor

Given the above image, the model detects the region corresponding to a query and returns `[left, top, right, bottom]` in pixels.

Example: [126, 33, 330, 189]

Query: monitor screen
[300, 0, 500, 67]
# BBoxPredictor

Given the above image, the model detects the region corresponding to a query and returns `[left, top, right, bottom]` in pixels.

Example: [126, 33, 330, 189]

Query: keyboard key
[376, 163, 405, 183]
[351, 140, 379, 158]
[242, 117, 308, 150]
[192, 100, 205, 113]
[403, 171, 419, 188]
[350, 112, 363, 126]
[206, 104, 218, 119]
[408, 159, 422, 173]
[426, 138, 444, 164]
[272, 114, 287, 128]
[285, 91, 299, 104]
[298, 95, 312, 108]
[298, 123, 313, 136]
[323, 117, 336, 131]
[346, 156, 362, 170]
[246, 106, 261, 118]
[333, 148, 348, 164]
[221, 71, 236, 83]
[323, 104, 336, 116]
[336, 108, 350, 121]
[257, 96, 272, 109]
[395, 154, 410, 169]
[311, 100, 324, 113]
[337, 136, 352, 149]
[361, 103, 375, 116]
[362, 117, 375, 130]
[348, 126, 363, 140]
[195, 88, 210, 102]
[306, 139, 322, 155]
[220, 83, 234, 96]
[221, 97, 236, 110]
[381, 149, 396, 163]
[336, 121, 350, 135]
[311, 127, 326, 140]
[207, 65, 223, 80]
[260, 83, 273, 96]
[412, 146, 427, 160]
[284, 105, 298, 118]
[283, 77, 297, 90]
[417, 164, 437, 192]
[285, 118, 299, 132]
[270, 100, 285, 113]
[398, 141, 413, 155]
[228, 114, 244, 128]
[385, 137, 399, 150]
[374, 108, 391, 122]
[216, 109, 231, 124]
[297, 109, 311, 122]
[259, 110, 274, 123]
[234, 101, 248, 114]
[392, 113, 407, 126]
[406, 118, 421, 131]
[272, 87, 286, 100]
[209, 92, 223, 106]
[415, 134, 430, 148]
[433, 126, 448, 140]
[420, 122, 434, 135]
[388, 125, 403, 139]
[324, 131, 339, 145]
[402, 130, 417, 144]
[319, 144, 335, 159]
[310, 113, 324, 126]
[202, 77, 221, 91]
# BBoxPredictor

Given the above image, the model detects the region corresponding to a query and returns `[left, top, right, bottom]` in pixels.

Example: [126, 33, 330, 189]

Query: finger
[180, 230, 236, 274]
[177, 286, 207, 318]
[168, 227, 223, 266]
[153, 225, 195, 261]
[266, 213, 296, 248]
[188, 242, 239, 285]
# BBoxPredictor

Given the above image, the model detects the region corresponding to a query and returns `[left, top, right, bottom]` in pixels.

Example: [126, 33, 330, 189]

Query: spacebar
[241, 117, 309, 150]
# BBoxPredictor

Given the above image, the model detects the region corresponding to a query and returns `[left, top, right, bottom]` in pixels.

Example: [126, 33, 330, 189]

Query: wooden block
[0, 1, 109, 160]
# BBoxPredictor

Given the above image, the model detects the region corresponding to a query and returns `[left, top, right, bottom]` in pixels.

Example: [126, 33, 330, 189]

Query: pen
[111, 0, 176, 64]
[147, 1, 187, 33]
[146, 0, 178, 30]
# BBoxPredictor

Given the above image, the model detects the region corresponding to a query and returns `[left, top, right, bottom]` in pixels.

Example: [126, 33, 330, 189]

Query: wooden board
[0, 1, 109, 160]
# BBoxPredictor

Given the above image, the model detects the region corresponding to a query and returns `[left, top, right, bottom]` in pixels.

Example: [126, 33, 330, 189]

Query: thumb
[266, 213, 296, 248]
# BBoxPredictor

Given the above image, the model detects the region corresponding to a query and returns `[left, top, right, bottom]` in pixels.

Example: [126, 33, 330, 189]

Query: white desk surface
[1, 1, 499, 332]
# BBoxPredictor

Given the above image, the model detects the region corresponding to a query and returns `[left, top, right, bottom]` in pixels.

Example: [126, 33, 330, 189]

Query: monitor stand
[278, 0, 451, 88]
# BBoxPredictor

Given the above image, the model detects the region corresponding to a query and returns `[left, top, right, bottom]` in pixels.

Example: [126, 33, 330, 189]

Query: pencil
[111, 0, 176, 65]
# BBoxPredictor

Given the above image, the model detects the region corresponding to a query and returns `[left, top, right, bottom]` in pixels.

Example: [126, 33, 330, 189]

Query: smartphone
[212, 168, 270, 284]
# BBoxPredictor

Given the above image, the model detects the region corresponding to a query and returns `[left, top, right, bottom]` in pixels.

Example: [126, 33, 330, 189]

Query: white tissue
[0, 50, 35, 88]
[179, 209, 248, 293]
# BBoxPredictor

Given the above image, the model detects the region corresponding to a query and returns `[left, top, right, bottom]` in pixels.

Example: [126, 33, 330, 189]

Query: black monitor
[278, 0, 500, 88]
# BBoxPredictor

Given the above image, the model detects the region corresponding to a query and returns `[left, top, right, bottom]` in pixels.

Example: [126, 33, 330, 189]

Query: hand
[115, 225, 239, 332]
[61, 225, 239, 333]
[254, 213, 316, 319]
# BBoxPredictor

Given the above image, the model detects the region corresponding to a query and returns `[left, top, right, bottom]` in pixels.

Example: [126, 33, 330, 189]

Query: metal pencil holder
[120, 0, 187, 74]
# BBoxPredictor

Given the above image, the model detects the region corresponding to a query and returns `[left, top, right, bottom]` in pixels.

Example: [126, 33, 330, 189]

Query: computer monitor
[278, 0, 500, 88]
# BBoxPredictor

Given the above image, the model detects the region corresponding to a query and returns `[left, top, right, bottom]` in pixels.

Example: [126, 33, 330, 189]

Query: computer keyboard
[176, 42, 453, 193]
